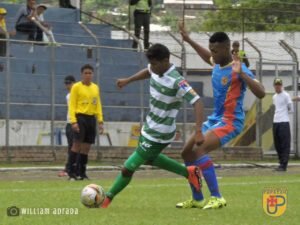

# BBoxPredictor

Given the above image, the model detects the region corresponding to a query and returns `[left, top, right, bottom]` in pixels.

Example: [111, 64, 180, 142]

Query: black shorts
[73, 114, 97, 144]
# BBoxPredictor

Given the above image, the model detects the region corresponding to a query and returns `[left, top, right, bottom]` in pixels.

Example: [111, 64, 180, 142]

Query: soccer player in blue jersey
[176, 23, 265, 209]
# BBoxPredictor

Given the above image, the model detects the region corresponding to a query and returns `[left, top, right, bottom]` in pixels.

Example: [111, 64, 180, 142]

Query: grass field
[0, 168, 299, 225]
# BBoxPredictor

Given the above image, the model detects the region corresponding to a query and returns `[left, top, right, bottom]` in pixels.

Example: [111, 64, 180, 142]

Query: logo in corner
[263, 187, 287, 217]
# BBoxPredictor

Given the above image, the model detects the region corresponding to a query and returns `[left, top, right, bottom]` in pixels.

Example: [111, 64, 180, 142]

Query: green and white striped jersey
[141, 64, 200, 143]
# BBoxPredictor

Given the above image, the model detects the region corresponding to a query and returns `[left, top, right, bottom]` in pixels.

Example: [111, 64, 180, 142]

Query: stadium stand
[0, 3, 213, 122]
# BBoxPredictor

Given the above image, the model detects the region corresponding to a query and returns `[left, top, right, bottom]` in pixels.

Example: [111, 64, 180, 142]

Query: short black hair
[146, 44, 170, 61]
[81, 64, 94, 73]
[64, 75, 76, 83]
[209, 32, 230, 44]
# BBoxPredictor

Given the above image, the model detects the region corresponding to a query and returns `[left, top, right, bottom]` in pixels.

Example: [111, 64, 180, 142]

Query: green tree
[200, 0, 300, 31]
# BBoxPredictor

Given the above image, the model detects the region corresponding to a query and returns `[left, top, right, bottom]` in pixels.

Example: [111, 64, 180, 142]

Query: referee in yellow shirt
[68, 64, 104, 180]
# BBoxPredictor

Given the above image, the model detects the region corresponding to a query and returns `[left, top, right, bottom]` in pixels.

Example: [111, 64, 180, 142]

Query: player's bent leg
[151, 154, 188, 177]
[177, 131, 224, 209]
[150, 154, 202, 192]
[102, 151, 146, 208]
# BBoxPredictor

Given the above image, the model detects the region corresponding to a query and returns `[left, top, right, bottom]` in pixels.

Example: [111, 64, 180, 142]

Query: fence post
[32, 18, 57, 159]
[126, 32, 144, 128]
[279, 40, 299, 158]
[5, 33, 11, 162]
[244, 38, 263, 149]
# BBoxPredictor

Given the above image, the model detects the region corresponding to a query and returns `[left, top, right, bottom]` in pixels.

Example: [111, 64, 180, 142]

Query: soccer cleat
[68, 173, 78, 181]
[187, 166, 202, 192]
[274, 167, 287, 172]
[203, 196, 227, 210]
[176, 199, 206, 209]
[77, 175, 90, 180]
[101, 197, 112, 208]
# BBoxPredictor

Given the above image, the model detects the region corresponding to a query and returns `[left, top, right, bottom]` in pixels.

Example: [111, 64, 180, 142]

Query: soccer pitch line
[1, 179, 300, 192]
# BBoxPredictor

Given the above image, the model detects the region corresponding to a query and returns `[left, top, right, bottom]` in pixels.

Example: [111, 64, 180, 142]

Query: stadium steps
[0, 2, 215, 122]
[1, 3, 79, 23]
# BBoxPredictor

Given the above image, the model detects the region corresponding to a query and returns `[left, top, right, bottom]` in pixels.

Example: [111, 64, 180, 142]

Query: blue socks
[185, 162, 204, 201]
[188, 155, 221, 200]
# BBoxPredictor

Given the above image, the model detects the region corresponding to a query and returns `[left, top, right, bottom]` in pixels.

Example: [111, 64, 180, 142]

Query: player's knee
[181, 148, 192, 160]
[121, 167, 134, 177]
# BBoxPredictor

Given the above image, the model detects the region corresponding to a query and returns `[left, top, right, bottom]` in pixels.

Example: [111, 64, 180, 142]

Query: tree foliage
[199, 0, 300, 31]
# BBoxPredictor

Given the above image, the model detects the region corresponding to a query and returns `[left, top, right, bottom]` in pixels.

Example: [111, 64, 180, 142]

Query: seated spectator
[0, 7, 16, 57]
[15, 0, 43, 41]
[36, 4, 56, 43]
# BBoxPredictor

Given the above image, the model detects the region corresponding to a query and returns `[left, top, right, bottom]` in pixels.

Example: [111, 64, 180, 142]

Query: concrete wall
[0, 120, 196, 147]
[0, 146, 263, 163]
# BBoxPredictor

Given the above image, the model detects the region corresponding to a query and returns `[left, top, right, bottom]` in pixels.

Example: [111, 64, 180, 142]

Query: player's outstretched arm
[116, 68, 150, 89]
[232, 54, 265, 99]
[178, 22, 212, 66]
[292, 96, 300, 102]
[192, 99, 205, 146]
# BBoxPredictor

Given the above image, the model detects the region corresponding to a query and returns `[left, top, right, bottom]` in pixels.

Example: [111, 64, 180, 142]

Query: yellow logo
[221, 77, 228, 86]
[263, 187, 287, 217]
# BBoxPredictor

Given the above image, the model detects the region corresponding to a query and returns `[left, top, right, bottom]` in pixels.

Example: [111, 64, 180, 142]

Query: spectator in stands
[231, 41, 250, 67]
[0, 8, 16, 57]
[36, 4, 56, 43]
[58, 75, 76, 177]
[15, 0, 43, 41]
[130, 0, 152, 50]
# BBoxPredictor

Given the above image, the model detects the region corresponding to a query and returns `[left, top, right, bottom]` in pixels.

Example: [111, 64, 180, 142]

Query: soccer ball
[80, 184, 106, 208]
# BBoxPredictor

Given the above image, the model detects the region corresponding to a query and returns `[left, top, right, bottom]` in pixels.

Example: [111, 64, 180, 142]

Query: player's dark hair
[146, 44, 170, 61]
[81, 64, 94, 73]
[209, 32, 230, 44]
[64, 75, 76, 83]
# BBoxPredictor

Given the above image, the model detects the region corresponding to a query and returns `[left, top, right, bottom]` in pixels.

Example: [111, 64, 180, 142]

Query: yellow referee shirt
[69, 81, 103, 124]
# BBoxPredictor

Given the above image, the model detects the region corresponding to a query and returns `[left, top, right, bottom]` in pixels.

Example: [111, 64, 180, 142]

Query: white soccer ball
[80, 184, 106, 208]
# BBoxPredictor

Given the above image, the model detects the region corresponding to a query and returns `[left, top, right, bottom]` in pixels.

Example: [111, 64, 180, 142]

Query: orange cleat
[187, 166, 202, 192]
[101, 197, 112, 208]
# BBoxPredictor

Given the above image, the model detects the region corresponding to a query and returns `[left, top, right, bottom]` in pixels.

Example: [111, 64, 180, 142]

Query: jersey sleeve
[69, 84, 78, 124]
[95, 86, 104, 123]
[242, 64, 255, 79]
[175, 78, 200, 105]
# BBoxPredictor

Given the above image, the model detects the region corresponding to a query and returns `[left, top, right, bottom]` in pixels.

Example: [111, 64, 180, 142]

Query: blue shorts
[202, 118, 244, 146]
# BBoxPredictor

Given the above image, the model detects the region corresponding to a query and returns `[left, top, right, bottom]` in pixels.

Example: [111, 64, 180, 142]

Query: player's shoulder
[242, 64, 254, 76]
[283, 90, 291, 97]
[168, 69, 182, 81]
[72, 81, 81, 89]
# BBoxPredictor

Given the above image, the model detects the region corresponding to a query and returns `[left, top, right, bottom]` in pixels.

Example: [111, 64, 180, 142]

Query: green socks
[106, 151, 145, 199]
[106, 174, 132, 199]
[152, 154, 188, 178]
[106, 150, 189, 200]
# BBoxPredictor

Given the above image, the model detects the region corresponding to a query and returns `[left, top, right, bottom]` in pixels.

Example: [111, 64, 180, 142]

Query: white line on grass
[1, 179, 300, 192]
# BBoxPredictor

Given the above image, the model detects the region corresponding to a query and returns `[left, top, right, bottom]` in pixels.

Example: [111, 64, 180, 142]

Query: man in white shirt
[272, 78, 293, 172]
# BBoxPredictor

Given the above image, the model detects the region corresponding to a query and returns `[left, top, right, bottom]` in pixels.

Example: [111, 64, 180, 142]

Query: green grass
[0, 174, 299, 225]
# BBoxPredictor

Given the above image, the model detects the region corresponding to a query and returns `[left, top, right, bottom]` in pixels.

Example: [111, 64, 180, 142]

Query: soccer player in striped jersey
[176, 23, 265, 209]
[101, 43, 205, 208]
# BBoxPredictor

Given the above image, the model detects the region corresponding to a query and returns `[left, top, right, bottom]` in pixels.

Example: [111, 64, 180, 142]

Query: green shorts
[136, 136, 169, 161]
